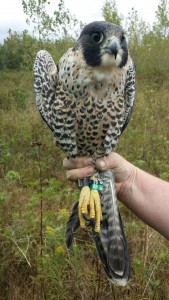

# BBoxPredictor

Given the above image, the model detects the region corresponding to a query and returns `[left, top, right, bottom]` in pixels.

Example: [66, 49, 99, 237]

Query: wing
[34, 50, 58, 131]
[121, 59, 136, 133]
[100, 58, 136, 156]
[33, 50, 78, 157]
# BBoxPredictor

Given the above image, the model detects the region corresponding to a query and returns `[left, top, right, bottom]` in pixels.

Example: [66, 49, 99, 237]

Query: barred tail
[66, 170, 130, 286]
[94, 169, 130, 286]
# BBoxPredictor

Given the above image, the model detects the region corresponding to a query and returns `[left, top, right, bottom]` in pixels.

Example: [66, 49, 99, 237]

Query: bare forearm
[119, 167, 169, 240]
[63, 153, 169, 240]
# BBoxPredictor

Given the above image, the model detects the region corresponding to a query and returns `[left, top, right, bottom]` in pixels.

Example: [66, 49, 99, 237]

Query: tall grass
[0, 70, 169, 299]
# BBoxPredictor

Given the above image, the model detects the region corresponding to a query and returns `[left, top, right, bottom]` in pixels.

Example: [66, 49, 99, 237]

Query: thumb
[96, 153, 117, 171]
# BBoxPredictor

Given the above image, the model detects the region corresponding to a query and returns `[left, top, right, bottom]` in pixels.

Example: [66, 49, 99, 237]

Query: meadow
[0, 64, 169, 300]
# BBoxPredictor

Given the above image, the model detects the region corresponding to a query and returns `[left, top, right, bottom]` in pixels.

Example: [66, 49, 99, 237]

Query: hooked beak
[104, 40, 118, 59]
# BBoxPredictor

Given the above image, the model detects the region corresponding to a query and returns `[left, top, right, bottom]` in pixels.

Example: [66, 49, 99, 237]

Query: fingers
[63, 156, 94, 181]
[66, 166, 95, 181]
[63, 157, 93, 170]
[96, 152, 133, 184]
[96, 153, 121, 171]
[63, 153, 133, 185]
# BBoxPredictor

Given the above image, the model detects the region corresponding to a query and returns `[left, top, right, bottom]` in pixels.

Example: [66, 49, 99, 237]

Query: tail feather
[96, 169, 130, 285]
[66, 201, 80, 249]
[65, 170, 130, 286]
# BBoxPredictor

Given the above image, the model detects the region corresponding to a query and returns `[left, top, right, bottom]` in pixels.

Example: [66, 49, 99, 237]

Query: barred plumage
[34, 21, 136, 285]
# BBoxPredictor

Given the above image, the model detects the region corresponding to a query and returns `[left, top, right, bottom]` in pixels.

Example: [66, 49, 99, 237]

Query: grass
[0, 70, 169, 299]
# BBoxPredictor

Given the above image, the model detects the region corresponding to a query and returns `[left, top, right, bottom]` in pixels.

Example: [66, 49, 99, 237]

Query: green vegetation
[0, 0, 169, 299]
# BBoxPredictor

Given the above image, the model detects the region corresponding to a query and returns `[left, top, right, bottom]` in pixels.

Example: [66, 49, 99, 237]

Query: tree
[125, 8, 149, 49]
[0, 29, 76, 70]
[22, 0, 78, 41]
[153, 0, 169, 38]
[102, 0, 121, 26]
[0, 30, 39, 70]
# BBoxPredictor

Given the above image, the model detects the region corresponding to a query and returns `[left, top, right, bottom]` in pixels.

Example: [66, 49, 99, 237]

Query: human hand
[63, 153, 135, 195]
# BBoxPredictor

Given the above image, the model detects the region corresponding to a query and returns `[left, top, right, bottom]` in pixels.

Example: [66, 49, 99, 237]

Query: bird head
[78, 21, 128, 69]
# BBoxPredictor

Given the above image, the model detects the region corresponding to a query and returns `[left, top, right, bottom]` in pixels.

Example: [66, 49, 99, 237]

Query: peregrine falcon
[34, 21, 136, 286]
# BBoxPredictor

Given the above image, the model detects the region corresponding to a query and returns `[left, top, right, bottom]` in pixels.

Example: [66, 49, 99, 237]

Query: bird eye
[92, 32, 104, 44]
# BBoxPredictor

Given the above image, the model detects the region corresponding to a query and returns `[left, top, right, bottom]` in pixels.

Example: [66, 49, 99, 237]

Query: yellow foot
[90, 190, 103, 232]
[78, 186, 90, 229]
[78, 186, 102, 232]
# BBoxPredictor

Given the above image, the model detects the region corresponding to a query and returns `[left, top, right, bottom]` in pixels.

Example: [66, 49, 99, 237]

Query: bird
[33, 21, 136, 286]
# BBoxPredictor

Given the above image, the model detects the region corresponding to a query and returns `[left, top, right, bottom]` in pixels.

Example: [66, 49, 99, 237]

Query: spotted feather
[34, 21, 136, 285]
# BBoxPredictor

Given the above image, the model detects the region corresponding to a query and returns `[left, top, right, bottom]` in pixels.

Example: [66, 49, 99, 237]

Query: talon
[91, 190, 102, 232]
[78, 186, 90, 229]
[89, 191, 95, 219]
[78, 179, 103, 232]
[82, 213, 89, 221]
[89, 218, 95, 228]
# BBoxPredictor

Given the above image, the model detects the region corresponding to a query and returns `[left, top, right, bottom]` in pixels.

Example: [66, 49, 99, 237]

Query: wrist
[118, 164, 138, 203]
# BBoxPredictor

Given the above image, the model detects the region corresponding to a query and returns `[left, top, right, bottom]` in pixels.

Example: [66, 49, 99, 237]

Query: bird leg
[78, 185, 91, 229]
[78, 174, 103, 232]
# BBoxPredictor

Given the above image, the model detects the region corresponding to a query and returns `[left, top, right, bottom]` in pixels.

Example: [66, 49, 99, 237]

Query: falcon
[34, 21, 136, 286]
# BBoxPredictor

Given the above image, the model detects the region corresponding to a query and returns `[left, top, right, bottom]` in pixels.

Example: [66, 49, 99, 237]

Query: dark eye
[92, 32, 104, 44]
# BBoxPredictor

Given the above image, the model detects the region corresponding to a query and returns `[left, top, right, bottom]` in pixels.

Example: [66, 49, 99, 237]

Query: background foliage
[0, 0, 169, 299]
